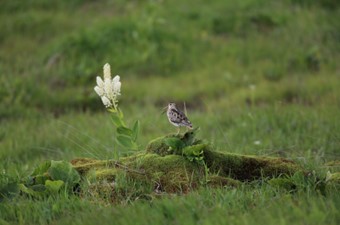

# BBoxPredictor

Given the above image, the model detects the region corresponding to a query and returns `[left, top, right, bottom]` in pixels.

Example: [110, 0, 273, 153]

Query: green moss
[72, 153, 206, 194]
[95, 168, 118, 182]
[145, 130, 201, 156]
[133, 154, 204, 193]
[71, 158, 121, 176]
[71, 158, 103, 175]
[203, 148, 301, 180]
[70, 134, 303, 199]
[207, 175, 241, 188]
[146, 133, 301, 181]
[145, 137, 171, 156]
[325, 161, 340, 167]
[324, 160, 340, 173]
[326, 172, 340, 191]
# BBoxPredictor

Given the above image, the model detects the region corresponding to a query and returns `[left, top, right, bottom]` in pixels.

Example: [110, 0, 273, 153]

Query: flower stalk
[94, 63, 139, 151]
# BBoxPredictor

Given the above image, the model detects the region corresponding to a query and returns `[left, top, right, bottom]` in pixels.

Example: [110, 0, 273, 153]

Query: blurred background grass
[1, 0, 339, 163]
[0, 0, 340, 224]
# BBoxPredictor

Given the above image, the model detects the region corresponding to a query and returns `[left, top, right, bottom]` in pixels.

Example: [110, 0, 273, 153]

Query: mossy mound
[206, 175, 241, 188]
[145, 130, 201, 156]
[72, 153, 207, 193]
[203, 149, 300, 181]
[70, 131, 303, 198]
[146, 133, 301, 181]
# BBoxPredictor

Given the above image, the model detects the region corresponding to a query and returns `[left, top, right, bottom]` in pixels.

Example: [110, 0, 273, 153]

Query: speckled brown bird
[166, 103, 193, 134]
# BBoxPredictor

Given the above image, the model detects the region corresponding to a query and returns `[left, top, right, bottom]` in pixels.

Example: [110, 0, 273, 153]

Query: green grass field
[1, 0, 340, 224]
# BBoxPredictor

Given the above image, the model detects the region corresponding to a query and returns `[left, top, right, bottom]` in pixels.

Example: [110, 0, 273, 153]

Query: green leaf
[47, 161, 81, 185]
[0, 182, 19, 199]
[31, 160, 51, 176]
[45, 180, 64, 193]
[117, 126, 133, 137]
[182, 144, 205, 156]
[116, 135, 138, 150]
[28, 161, 51, 186]
[164, 137, 185, 150]
[182, 144, 206, 163]
[132, 120, 140, 142]
[107, 108, 117, 113]
[19, 184, 40, 196]
[31, 184, 47, 192]
[111, 113, 123, 127]
[19, 184, 45, 197]
[34, 174, 50, 185]
[117, 108, 124, 118]
[182, 127, 200, 146]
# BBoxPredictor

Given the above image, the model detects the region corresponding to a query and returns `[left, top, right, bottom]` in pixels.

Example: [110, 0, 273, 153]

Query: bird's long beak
[161, 106, 167, 114]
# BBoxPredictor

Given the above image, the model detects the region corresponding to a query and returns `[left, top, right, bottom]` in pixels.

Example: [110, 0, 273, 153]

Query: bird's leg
[176, 127, 180, 135]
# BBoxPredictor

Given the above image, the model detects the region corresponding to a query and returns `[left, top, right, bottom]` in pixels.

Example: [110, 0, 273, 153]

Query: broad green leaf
[132, 120, 140, 142]
[116, 135, 138, 150]
[164, 137, 185, 150]
[28, 161, 51, 185]
[111, 113, 123, 127]
[31, 160, 51, 176]
[117, 126, 133, 136]
[48, 160, 81, 185]
[45, 180, 64, 193]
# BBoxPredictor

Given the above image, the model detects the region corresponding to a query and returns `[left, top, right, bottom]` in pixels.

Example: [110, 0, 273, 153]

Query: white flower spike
[112, 75, 120, 83]
[96, 76, 104, 88]
[104, 78, 114, 98]
[94, 86, 104, 97]
[101, 96, 112, 108]
[112, 75, 121, 95]
[103, 63, 111, 80]
[94, 63, 121, 110]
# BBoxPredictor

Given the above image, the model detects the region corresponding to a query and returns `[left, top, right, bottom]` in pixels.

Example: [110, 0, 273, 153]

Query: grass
[0, 0, 340, 224]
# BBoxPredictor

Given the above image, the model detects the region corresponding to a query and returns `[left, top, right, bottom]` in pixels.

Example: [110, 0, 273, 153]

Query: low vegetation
[1, 0, 339, 224]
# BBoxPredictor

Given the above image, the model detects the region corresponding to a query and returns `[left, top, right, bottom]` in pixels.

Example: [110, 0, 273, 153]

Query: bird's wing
[170, 108, 192, 127]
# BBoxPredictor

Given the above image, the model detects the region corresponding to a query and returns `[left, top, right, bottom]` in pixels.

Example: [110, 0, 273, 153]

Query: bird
[165, 103, 193, 134]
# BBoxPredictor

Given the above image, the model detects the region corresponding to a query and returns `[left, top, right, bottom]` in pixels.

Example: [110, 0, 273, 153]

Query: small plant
[162, 128, 213, 184]
[94, 63, 140, 151]
[2, 160, 82, 198]
[163, 128, 205, 163]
